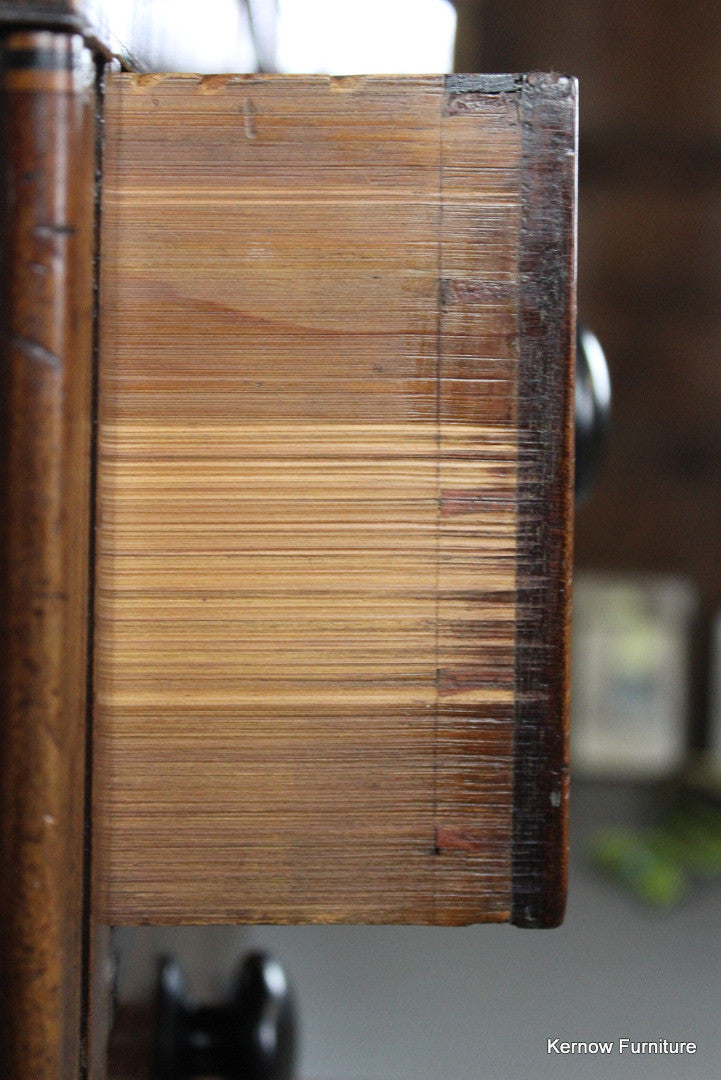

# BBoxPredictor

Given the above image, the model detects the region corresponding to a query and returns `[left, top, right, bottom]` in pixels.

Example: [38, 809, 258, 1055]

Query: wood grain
[94, 73, 575, 926]
[0, 30, 97, 1080]
[512, 73, 577, 927]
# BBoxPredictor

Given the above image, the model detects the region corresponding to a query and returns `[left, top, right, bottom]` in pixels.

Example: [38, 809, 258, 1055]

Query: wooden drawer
[0, 28, 575, 1079]
[93, 70, 575, 929]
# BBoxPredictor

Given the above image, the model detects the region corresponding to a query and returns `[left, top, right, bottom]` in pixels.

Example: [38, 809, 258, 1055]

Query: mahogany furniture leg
[0, 30, 98, 1080]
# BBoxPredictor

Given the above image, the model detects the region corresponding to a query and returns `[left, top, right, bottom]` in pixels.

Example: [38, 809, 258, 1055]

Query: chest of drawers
[0, 13, 576, 1077]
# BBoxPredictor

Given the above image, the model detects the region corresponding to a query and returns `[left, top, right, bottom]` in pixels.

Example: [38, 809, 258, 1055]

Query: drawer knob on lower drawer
[156, 951, 297, 1080]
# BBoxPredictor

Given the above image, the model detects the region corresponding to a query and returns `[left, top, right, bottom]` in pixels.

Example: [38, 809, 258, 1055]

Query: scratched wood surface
[94, 73, 575, 926]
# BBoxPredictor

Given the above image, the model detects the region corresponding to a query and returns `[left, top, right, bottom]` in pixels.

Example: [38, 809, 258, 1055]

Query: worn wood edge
[511, 73, 577, 928]
[0, 30, 98, 1079]
[445, 72, 524, 95]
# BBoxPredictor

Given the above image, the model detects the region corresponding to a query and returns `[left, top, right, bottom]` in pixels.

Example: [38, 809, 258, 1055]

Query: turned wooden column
[0, 30, 97, 1080]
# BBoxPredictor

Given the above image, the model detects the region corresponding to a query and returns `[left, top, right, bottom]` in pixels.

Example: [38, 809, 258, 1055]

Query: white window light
[276, 0, 457, 75]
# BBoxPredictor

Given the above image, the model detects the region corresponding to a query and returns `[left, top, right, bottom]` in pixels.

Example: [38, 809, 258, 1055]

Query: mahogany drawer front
[93, 72, 576, 928]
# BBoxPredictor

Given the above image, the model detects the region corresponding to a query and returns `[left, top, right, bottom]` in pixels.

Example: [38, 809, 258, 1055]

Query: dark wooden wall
[459, 0, 721, 740]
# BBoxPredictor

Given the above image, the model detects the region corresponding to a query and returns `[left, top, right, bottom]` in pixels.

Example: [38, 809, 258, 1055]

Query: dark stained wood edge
[511, 73, 577, 928]
[445, 71, 523, 95]
[0, 30, 98, 1079]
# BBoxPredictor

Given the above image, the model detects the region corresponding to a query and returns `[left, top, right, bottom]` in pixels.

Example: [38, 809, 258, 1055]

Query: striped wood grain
[94, 73, 573, 925]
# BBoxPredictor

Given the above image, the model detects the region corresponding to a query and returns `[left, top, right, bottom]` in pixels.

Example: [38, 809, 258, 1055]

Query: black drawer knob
[156, 951, 296, 1080]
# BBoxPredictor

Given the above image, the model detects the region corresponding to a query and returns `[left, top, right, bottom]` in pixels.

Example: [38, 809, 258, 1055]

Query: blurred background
[111, 2, 721, 1077]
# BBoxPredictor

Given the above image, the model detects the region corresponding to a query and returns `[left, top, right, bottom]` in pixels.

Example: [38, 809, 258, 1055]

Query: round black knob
[575, 325, 611, 503]
[156, 951, 297, 1080]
